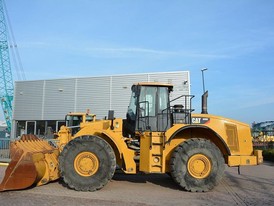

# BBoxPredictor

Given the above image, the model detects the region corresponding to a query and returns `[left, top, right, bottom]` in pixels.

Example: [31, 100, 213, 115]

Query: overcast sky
[1, 0, 274, 124]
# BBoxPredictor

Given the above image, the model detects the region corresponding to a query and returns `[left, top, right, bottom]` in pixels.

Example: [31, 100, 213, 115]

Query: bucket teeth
[20, 134, 40, 141]
[0, 134, 60, 192]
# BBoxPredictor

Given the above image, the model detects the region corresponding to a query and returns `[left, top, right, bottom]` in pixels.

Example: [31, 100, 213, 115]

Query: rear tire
[170, 138, 225, 192]
[59, 135, 116, 191]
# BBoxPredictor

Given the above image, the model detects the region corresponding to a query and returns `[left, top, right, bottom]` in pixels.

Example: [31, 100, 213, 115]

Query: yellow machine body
[0, 82, 263, 192]
[138, 114, 262, 173]
[54, 113, 262, 175]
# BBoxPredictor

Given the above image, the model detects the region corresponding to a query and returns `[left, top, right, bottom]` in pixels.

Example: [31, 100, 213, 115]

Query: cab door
[136, 86, 171, 132]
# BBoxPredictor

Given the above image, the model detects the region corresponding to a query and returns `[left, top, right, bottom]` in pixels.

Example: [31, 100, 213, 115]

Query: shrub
[263, 149, 274, 162]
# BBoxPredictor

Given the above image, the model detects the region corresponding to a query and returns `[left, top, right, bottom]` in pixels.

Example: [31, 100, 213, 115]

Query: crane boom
[0, 0, 13, 133]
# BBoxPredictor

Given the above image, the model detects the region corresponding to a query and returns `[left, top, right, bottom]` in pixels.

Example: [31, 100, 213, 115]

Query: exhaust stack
[201, 91, 208, 114]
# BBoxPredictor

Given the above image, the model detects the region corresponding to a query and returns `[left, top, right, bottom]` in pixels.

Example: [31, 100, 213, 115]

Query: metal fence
[0, 138, 56, 163]
[0, 138, 10, 162]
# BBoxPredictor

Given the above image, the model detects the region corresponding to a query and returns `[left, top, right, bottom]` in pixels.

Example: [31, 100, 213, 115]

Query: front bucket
[0, 134, 60, 192]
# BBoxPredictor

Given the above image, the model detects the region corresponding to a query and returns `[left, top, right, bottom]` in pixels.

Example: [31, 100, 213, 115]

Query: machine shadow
[112, 170, 183, 191]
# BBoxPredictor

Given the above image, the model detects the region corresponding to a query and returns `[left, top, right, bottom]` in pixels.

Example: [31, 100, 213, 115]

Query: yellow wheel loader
[0, 82, 263, 192]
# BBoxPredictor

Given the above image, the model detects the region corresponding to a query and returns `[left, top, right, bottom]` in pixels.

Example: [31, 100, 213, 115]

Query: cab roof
[134, 82, 174, 88]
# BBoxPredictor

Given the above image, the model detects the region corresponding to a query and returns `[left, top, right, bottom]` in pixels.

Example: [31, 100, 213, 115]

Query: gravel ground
[0, 162, 273, 206]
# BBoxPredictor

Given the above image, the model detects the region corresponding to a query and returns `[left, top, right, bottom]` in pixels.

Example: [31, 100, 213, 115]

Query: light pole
[201, 68, 208, 93]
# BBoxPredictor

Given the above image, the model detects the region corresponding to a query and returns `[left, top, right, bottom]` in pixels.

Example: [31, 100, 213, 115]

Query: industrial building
[11, 71, 190, 138]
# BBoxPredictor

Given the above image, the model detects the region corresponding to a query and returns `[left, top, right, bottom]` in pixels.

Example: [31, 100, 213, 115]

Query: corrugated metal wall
[13, 80, 44, 120]
[43, 79, 76, 119]
[13, 71, 190, 120]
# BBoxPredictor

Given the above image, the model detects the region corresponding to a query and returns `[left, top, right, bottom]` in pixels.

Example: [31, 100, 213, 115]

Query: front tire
[170, 138, 225, 192]
[59, 135, 116, 191]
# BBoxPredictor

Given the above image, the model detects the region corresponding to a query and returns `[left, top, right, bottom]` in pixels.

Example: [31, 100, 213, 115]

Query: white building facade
[12, 71, 190, 138]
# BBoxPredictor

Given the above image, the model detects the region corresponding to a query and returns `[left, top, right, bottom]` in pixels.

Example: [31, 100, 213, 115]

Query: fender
[101, 131, 137, 174]
[167, 124, 231, 155]
[72, 124, 137, 174]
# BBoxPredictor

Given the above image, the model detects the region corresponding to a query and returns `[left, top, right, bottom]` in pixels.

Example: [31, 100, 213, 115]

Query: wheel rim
[187, 154, 211, 179]
[74, 152, 99, 177]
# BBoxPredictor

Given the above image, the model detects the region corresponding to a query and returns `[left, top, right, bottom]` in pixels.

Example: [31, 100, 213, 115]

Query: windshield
[85, 115, 94, 122]
[66, 115, 82, 127]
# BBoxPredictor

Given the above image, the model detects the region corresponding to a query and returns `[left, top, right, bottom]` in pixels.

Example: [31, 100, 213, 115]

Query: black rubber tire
[59, 135, 116, 191]
[170, 138, 225, 192]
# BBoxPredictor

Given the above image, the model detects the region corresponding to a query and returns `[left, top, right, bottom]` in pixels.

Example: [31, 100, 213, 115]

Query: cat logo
[191, 117, 210, 124]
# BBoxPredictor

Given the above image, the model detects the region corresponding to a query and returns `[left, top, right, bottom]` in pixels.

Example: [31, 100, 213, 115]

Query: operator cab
[65, 112, 96, 135]
[124, 82, 194, 137]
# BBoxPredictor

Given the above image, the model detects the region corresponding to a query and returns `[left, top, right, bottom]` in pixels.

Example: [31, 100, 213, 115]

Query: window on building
[16, 121, 26, 138]
[57, 121, 65, 131]
[45, 120, 56, 139]
[26, 121, 36, 134]
[36, 121, 46, 137]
